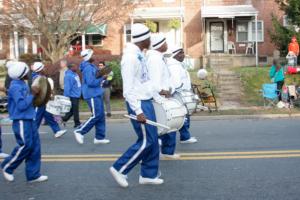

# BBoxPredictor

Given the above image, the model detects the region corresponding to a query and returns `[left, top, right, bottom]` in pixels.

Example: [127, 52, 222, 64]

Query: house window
[124, 24, 132, 43]
[249, 21, 264, 42]
[236, 20, 264, 42]
[87, 34, 104, 46]
[236, 21, 248, 42]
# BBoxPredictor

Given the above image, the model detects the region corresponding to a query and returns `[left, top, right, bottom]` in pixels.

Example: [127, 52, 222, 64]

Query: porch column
[13, 31, 19, 59]
[82, 34, 86, 50]
[9, 32, 15, 59]
[180, 16, 184, 47]
[32, 39, 38, 54]
[255, 14, 258, 67]
[24, 37, 28, 54]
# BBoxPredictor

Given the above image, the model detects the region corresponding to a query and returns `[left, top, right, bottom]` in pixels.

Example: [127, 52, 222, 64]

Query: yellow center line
[2, 150, 300, 162]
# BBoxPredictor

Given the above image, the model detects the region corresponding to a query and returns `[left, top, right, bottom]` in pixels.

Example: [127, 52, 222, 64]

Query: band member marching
[1, 61, 47, 183]
[146, 33, 180, 159]
[31, 62, 67, 138]
[110, 23, 164, 188]
[73, 49, 110, 144]
[168, 46, 197, 144]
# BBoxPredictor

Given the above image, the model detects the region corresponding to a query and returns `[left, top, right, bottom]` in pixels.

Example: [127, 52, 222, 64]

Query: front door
[210, 22, 224, 53]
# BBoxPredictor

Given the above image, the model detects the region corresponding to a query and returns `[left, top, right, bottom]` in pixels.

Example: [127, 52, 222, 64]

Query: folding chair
[192, 83, 218, 112]
[261, 83, 279, 107]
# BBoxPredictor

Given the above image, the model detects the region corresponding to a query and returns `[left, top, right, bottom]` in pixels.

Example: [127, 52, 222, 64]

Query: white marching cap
[131, 23, 151, 43]
[6, 60, 18, 69]
[151, 33, 166, 50]
[8, 61, 29, 80]
[32, 62, 45, 72]
[81, 49, 94, 61]
[169, 45, 184, 58]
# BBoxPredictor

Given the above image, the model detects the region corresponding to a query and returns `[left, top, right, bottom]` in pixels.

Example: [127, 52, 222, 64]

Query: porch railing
[202, 0, 252, 6]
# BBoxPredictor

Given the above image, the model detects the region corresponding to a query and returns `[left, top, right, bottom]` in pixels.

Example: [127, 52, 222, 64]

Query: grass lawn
[79, 97, 126, 112]
[235, 66, 300, 106]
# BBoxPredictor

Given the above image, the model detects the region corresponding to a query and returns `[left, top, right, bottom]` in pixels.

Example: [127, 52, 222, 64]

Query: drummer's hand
[137, 113, 147, 124]
[159, 90, 171, 98]
[31, 86, 40, 96]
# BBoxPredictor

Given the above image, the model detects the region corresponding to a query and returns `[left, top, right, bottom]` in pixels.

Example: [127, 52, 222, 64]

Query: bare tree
[1, 0, 136, 63]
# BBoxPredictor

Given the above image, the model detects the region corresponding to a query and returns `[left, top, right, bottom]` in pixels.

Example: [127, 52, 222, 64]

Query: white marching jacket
[121, 43, 162, 115]
[146, 50, 173, 93]
[167, 58, 192, 91]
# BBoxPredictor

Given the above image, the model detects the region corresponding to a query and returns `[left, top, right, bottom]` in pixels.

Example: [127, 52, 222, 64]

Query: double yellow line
[34, 149, 300, 162]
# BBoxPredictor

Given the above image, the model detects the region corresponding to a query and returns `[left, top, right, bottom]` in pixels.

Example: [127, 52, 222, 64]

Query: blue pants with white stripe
[113, 100, 160, 178]
[1, 120, 41, 181]
[75, 96, 106, 140]
[35, 106, 61, 134]
[160, 115, 191, 155]
[0, 126, 2, 153]
[179, 115, 191, 141]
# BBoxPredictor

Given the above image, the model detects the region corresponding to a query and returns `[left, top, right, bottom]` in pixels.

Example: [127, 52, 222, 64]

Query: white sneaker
[94, 138, 110, 144]
[0, 152, 9, 158]
[74, 131, 84, 144]
[29, 175, 48, 183]
[54, 130, 67, 138]
[139, 176, 164, 185]
[109, 167, 128, 188]
[2, 170, 14, 182]
[160, 153, 180, 159]
[180, 137, 198, 144]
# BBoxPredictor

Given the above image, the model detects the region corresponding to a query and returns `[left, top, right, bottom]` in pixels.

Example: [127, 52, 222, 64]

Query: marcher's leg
[44, 111, 61, 134]
[72, 98, 81, 127]
[113, 101, 159, 178]
[25, 121, 41, 181]
[104, 88, 111, 115]
[1, 121, 33, 175]
[0, 125, 2, 153]
[94, 96, 106, 140]
[160, 132, 177, 155]
[277, 81, 284, 101]
[75, 98, 99, 135]
[62, 104, 74, 123]
[179, 115, 191, 141]
[35, 107, 45, 129]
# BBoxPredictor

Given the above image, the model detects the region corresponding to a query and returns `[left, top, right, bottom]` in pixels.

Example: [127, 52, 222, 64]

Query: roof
[131, 7, 184, 20]
[201, 5, 258, 18]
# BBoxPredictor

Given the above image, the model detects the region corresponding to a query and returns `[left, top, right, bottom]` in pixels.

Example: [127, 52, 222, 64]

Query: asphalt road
[0, 118, 300, 200]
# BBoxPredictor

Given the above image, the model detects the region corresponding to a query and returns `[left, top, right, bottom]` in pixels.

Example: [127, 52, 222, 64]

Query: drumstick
[124, 114, 170, 130]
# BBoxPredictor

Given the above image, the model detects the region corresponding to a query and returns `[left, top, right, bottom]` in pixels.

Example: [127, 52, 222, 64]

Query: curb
[1, 113, 300, 126]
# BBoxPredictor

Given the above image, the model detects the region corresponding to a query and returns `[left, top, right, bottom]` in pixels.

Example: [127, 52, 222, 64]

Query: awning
[131, 7, 184, 20]
[201, 5, 258, 18]
[86, 24, 107, 36]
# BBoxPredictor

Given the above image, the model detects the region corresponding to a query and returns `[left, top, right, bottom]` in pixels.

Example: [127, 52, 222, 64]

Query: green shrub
[107, 60, 122, 91]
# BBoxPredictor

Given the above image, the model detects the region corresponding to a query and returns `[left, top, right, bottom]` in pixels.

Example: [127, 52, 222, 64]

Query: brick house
[0, 0, 285, 67]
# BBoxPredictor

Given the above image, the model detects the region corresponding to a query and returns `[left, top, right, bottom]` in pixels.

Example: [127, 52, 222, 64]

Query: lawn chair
[192, 83, 218, 112]
[261, 83, 279, 107]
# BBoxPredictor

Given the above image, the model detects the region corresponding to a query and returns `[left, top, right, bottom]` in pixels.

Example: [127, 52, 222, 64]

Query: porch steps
[208, 55, 243, 109]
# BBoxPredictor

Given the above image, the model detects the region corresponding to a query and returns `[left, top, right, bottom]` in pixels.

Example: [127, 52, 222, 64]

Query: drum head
[32, 76, 51, 107]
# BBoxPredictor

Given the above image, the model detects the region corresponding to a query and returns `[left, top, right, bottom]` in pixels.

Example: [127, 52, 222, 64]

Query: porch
[201, 2, 260, 67]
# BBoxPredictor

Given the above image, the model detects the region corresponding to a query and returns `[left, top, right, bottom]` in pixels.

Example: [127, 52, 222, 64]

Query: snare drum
[173, 90, 199, 115]
[152, 98, 187, 135]
[54, 95, 72, 114]
[46, 101, 62, 116]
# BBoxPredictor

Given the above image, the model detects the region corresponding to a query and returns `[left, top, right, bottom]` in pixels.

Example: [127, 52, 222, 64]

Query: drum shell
[54, 95, 72, 114]
[173, 90, 199, 115]
[153, 98, 187, 136]
[46, 101, 62, 116]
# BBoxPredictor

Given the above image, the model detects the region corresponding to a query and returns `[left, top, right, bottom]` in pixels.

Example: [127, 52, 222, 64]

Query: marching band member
[0, 86, 8, 158]
[110, 23, 164, 188]
[146, 33, 179, 159]
[62, 63, 82, 128]
[31, 62, 67, 138]
[73, 49, 110, 145]
[167, 46, 198, 144]
[1, 61, 48, 183]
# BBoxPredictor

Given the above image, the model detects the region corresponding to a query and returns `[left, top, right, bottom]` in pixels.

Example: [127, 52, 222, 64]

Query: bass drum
[173, 90, 199, 115]
[54, 95, 72, 114]
[152, 98, 187, 136]
[31, 76, 52, 107]
[46, 101, 62, 116]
